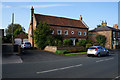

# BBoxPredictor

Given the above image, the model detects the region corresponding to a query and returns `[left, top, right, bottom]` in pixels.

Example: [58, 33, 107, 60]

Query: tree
[97, 25, 101, 28]
[63, 39, 72, 46]
[96, 35, 106, 44]
[4, 24, 26, 43]
[5, 24, 25, 36]
[33, 22, 53, 49]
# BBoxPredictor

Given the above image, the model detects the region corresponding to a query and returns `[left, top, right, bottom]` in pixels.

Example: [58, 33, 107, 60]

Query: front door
[70, 38, 76, 46]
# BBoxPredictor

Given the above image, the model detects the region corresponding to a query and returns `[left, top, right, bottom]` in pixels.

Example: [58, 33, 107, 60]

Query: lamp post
[11, 13, 14, 53]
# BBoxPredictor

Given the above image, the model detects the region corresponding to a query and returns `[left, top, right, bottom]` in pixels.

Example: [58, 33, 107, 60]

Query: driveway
[20, 49, 86, 63]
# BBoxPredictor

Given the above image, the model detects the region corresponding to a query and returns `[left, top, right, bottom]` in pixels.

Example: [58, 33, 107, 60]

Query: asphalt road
[2, 50, 120, 79]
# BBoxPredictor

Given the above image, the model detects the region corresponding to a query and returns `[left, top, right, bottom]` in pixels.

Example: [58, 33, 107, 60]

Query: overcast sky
[1, 2, 118, 33]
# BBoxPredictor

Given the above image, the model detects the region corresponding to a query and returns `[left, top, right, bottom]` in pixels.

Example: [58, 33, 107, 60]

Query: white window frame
[52, 31, 54, 34]
[83, 32, 86, 36]
[64, 30, 68, 35]
[71, 31, 74, 35]
[78, 31, 81, 35]
[57, 30, 62, 35]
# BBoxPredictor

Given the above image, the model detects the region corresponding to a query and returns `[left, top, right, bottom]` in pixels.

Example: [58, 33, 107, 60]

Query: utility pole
[11, 13, 14, 53]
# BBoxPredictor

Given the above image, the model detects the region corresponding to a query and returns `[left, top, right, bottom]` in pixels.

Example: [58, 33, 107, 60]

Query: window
[71, 31, 74, 34]
[57, 30, 62, 35]
[64, 30, 68, 35]
[78, 31, 81, 35]
[51, 31, 54, 34]
[83, 32, 86, 36]
[118, 32, 120, 37]
[113, 32, 115, 38]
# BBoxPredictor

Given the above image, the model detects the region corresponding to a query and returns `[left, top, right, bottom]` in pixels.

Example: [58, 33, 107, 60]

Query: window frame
[57, 30, 62, 35]
[78, 31, 81, 35]
[64, 30, 68, 35]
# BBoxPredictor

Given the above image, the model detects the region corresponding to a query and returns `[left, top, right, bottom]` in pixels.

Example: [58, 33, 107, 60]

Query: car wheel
[97, 53, 101, 57]
[87, 54, 90, 57]
[106, 52, 109, 56]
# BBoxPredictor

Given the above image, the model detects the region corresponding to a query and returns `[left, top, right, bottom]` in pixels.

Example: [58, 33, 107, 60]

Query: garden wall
[44, 46, 85, 53]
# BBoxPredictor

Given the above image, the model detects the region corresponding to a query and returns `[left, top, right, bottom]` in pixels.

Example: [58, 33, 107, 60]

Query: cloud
[22, 4, 71, 8]
[2, 5, 11, 8]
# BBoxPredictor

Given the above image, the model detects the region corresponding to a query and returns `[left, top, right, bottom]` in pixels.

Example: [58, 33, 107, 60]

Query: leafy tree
[97, 25, 101, 28]
[5, 24, 25, 36]
[33, 22, 53, 49]
[63, 39, 72, 46]
[4, 24, 26, 43]
[96, 35, 106, 44]
[76, 40, 87, 47]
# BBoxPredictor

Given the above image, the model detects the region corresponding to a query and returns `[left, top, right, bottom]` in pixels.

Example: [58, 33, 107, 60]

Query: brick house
[88, 21, 120, 49]
[28, 6, 89, 47]
[14, 32, 28, 45]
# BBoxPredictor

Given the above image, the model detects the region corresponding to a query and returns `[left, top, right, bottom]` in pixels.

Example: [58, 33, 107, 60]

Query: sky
[1, 2, 118, 33]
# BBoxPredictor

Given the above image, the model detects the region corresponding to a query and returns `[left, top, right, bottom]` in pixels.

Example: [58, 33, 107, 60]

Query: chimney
[104, 20, 107, 26]
[80, 15, 82, 21]
[113, 24, 118, 29]
[31, 6, 34, 47]
[101, 21, 104, 26]
[101, 20, 107, 26]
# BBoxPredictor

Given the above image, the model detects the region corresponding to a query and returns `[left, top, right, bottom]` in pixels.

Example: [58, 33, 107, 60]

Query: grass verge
[65, 52, 87, 56]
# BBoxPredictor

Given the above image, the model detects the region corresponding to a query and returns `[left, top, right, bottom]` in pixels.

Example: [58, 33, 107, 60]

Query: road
[2, 50, 119, 79]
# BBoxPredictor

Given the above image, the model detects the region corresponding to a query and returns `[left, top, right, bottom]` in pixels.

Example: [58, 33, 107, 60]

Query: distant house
[88, 21, 120, 49]
[14, 32, 28, 45]
[28, 6, 89, 47]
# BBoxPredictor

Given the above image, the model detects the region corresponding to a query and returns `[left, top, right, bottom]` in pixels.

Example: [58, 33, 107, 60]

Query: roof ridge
[34, 13, 81, 22]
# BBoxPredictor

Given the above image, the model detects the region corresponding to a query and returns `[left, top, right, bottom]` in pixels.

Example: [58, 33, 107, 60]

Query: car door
[101, 47, 106, 55]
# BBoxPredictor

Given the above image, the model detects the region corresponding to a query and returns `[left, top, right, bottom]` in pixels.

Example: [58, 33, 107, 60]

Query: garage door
[15, 38, 22, 45]
[23, 39, 28, 43]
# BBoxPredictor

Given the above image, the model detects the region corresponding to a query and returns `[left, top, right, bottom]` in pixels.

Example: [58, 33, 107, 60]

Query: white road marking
[112, 75, 120, 80]
[36, 64, 82, 74]
[96, 57, 114, 63]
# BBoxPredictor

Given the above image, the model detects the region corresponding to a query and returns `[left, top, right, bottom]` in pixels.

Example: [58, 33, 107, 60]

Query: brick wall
[88, 31, 112, 49]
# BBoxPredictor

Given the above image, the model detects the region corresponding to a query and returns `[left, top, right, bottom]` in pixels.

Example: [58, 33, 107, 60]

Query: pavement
[2, 49, 119, 79]
[2, 54, 23, 64]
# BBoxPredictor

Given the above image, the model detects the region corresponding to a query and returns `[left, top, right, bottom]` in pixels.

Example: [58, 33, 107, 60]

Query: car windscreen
[88, 47, 96, 49]
[25, 43, 31, 45]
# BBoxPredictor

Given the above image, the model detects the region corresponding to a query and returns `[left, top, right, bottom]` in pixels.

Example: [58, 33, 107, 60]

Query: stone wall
[44, 46, 85, 53]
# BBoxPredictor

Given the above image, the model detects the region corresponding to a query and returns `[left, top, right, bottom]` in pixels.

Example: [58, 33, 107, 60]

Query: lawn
[65, 52, 87, 56]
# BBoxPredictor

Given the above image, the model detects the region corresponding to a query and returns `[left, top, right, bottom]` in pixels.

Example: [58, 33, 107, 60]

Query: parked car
[21, 42, 31, 49]
[87, 46, 109, 57]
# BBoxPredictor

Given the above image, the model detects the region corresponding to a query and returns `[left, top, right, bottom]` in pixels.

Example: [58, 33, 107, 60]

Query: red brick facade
[88, 23, 120, 49]
[28, 6, 88, 47]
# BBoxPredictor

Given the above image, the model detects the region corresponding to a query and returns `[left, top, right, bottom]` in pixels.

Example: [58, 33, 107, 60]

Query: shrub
[76, 40, 87, 47]
[56, 50, 68, 54]
[93, 42, 100, 46]
[63, 39, 72, 46]
[96, 35, 106, 44]
[100, 43, 104, 47]
[86, 43, 92, 49]
[58, 40, 63, 47]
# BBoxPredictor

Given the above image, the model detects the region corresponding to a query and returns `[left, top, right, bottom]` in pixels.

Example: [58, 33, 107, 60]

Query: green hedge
[56, 50, 68, 54]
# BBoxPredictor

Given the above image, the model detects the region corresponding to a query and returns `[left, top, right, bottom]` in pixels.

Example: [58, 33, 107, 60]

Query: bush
[86, 43, 92, 49]
[100, 43, 104, 47]
[93, 42, 100, 46]
[63, 39, 72, 46]
[76, 40, 87, 47]
[58, 40, 63, 47]
[56, 50, 68, 54]
[96, 35, 106, 44]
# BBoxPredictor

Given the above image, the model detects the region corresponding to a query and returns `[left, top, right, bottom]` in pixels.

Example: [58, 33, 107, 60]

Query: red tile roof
[34, 14, 88, 28]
